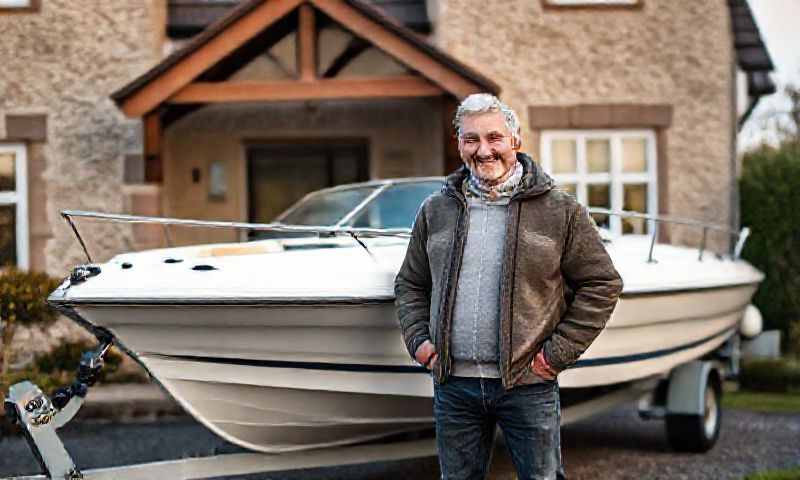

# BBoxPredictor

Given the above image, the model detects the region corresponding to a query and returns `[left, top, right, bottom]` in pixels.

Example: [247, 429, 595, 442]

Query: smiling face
[457, 111, 520, 185]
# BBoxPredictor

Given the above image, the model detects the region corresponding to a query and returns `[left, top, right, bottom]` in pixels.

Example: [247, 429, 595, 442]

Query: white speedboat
[45, 178, 764, 455]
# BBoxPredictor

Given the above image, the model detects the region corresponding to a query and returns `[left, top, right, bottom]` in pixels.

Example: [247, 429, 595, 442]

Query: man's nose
[477, 138, 492, 157]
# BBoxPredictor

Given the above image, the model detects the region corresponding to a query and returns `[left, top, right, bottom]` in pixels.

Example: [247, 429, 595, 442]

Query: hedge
[739, 142, 800, 351]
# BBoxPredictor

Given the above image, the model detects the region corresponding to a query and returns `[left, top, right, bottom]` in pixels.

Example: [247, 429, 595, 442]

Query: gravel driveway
[0, 403, 797, 479]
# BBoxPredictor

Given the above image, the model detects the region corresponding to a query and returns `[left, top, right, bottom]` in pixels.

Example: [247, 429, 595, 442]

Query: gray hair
[453, 93, 521, 142]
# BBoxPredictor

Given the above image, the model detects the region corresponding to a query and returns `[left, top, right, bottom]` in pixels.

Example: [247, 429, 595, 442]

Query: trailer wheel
[665, 371, 721, 453]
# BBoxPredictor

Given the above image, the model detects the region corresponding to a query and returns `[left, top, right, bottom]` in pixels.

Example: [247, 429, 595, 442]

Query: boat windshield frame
[273, 178, 445, 229]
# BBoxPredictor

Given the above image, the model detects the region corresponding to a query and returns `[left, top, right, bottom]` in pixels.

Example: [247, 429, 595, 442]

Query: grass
[722, 390, 800, 414]
[744, 466, 800, 480]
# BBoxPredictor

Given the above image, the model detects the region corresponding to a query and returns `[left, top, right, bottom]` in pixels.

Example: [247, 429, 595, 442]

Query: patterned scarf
[464, 160, 524, 202]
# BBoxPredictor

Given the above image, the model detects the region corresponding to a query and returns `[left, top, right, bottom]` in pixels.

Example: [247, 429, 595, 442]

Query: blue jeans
[433, 376, 567, 480]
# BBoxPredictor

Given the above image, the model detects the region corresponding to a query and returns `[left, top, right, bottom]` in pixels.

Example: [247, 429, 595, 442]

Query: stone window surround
[0, 0, 40, 13]
[528, 103, 671, 241]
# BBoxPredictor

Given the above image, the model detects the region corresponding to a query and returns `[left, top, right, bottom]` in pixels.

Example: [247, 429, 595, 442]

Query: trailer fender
[666, 360, 717, 415]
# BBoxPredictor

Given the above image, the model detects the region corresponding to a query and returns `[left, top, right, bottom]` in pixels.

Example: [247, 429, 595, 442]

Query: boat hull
[64, 282, 758, 452]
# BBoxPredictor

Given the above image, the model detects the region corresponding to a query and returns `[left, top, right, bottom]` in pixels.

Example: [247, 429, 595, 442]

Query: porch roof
[111, 0, 500, 118]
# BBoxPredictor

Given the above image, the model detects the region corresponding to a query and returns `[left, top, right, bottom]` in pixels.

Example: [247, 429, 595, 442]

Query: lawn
[744, 466, 800, 480]
[722, 390, 800, 414]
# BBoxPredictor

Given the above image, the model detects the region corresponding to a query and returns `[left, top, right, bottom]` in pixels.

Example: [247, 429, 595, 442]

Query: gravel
[0, 403, 797, 479]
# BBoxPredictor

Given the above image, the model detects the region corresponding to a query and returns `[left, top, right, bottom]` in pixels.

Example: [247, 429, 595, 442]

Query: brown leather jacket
[395, 152, 624, 389]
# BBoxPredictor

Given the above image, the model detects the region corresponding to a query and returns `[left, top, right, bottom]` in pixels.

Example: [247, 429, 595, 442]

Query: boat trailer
[3, 343, 435, 480]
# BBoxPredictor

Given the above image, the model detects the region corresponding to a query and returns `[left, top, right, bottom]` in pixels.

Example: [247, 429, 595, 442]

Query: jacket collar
[443, 152, 555, 200]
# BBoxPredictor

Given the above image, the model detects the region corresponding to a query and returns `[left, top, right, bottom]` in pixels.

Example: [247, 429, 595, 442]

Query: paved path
[1, 404, 798, 479]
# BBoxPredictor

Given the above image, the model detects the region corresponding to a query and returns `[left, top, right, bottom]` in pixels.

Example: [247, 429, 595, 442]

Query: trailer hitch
[3, 337, 112, 480]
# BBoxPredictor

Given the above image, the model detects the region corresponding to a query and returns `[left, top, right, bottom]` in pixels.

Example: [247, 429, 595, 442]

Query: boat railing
[586, 207, 750, 263]
[59, 210, 411, 264]
[59, 208, 750, 265]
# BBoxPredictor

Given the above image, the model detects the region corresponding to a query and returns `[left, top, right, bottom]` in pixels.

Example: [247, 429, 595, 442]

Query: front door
[246, 142, 369, 224]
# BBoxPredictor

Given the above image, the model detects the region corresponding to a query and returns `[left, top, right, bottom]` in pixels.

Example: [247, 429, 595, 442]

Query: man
[395, 93, 623, 480]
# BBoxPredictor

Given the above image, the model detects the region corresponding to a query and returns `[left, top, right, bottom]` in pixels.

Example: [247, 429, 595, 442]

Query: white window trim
[0, 143, 29, 270]
[540, 129, 658, 237]
[0, 0, 32, 8]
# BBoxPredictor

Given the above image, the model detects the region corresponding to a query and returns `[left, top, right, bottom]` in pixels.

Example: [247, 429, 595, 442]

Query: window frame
[0, 143, 29, 269]
[540, 129, 658, 237]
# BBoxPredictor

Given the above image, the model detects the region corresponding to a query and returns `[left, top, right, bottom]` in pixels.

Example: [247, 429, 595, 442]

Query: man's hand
[415, 340, 438, 371]
[531, 349, 557, 381]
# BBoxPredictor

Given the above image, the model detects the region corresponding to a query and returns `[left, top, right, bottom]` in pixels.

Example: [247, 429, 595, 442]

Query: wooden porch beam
[168, 76, 444, 103]
[297, 3, 316, 81]
[322, 37, 369, 78]
[311, 0, 482, 98]
[120, 0, 303, 117]
[143, 112, 163, 183]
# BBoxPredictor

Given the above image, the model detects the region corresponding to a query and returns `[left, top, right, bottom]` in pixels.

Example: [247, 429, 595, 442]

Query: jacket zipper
[498, 197, 522, 389]
[438, 190, 469, 383]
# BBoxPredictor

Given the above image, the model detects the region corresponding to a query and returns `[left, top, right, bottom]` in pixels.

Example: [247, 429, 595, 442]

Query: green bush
[0, 268, 62, 375]
[738, 358, 800, 393]
[739, 143, 800, 351]
[745, 466, 800, 480]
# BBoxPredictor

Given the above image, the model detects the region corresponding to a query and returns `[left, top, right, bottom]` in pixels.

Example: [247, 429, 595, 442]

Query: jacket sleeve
[543, 203, 624, 373]
[394, 203, 433, 360]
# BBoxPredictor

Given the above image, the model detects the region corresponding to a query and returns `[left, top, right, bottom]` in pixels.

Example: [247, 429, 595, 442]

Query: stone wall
[430, 0, 736, 252]
[0, 0, 164, 276]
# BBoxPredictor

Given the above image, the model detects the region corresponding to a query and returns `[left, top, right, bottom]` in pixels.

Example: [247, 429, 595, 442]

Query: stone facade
[0, 0, 165, 276]
[430, 0, 737, 252]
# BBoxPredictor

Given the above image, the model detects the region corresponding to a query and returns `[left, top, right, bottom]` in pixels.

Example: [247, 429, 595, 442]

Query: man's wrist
[540, 348, 561, 375]
[414, 339, 434, 365]
[410, 336, 431, 360]
[421, 353, 434, 368]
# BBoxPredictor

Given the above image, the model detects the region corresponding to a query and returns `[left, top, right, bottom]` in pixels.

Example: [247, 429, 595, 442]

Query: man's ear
[512, 135, 522, 150]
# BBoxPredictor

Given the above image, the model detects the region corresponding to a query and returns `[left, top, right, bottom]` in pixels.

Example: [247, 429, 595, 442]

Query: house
[0, 0, 775, 276]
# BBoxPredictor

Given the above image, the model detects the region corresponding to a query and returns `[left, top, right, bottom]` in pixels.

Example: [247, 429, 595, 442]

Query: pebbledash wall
[0, 0, 164, 276]
[430, 0, 738, 253]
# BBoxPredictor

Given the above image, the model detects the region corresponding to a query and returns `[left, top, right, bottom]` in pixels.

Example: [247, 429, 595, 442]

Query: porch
[112, 0, 498, 247]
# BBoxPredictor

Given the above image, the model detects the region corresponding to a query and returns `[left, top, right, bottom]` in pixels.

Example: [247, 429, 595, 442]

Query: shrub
[739, 143, 800, 351]
[0, 268, 62, 376]
[738, 358, 800, 393]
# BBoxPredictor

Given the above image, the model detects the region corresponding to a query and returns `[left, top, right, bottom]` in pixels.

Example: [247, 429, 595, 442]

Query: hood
[443, 152, 555, 200]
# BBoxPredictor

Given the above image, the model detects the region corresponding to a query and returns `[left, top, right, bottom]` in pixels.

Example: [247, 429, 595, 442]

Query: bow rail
[60, 209, 411, 264]
[586, 207, 750, 263]
[60, 207, 750, 265]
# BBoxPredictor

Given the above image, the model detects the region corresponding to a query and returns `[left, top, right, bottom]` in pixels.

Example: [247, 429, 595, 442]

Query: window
[0, 0, 38, 11]
[543, 0, 640, 6]
[540, 130, 657, 237]
[0, 144, 28, 269]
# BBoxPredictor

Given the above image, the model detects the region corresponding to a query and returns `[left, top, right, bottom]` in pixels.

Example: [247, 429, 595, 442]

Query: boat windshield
[347, 181, 443, 229]
[279, 186, 379, 226]
[262, 180, 443, 238]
